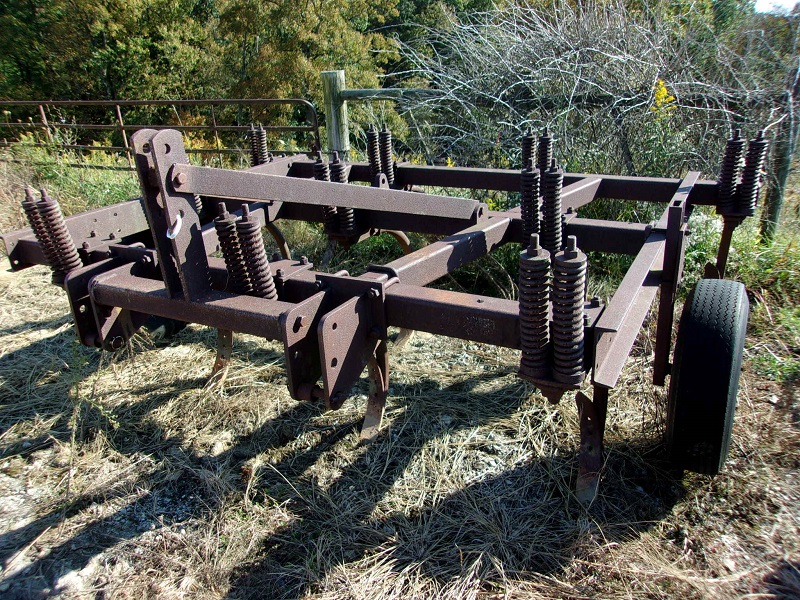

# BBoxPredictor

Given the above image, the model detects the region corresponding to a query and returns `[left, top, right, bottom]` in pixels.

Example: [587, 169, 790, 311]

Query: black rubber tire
[666, 278, 749, 475]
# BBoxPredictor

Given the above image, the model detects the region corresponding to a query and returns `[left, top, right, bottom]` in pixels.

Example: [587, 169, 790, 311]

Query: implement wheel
[666, 278, 749, 475]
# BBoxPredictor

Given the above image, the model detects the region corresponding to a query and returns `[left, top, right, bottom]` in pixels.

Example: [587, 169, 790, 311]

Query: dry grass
[0, 161, 799, 598]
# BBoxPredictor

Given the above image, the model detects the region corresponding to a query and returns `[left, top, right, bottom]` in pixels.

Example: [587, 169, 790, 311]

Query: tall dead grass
[0, 155, 798, 599]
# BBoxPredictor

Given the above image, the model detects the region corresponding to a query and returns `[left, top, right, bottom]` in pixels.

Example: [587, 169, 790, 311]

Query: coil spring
[248, 125, 260, 167]
[330, 152, 356, 234]
[521, 128, 535, 169]
[314, 152, 339, 233]
[518, 234, 551, 380]
[367, 124, 383, 180]
[236, 205, 277, 300]
[38, 189, 82, 281]
[194, 194, 204, 217]
[520, 167, 540, 243]
[21, 186, 58, 269]
[551, 236, 586, 385]
[257, 125, 269, 165]
[379, 125, 395, 186]
[537, 129, 553, 174]
[215, 203, 252, 294]
[540, 160, 563, 254]
[248, 125, 270, 166]
[258, 125, 272, 165]
[330, 151, 348, 183]
[717, 129, 745, 215]
[737, 131, 769, 217]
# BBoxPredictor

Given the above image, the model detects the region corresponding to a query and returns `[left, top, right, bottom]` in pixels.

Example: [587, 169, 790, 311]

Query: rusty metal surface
[1, 198, 149, 270]
[64, 258, 125, 347]
[170, 164, 487, 224]
[318, 295, 380, 409]
[90, 268, 290, 340]
[381, 215, 512, 287]
[385, 285, 522, 349]
[575, 388, 608, 504]
[290, 160, 718, 204]
[211, 329, 234, 382]
[361, 340, 389, 440]
[3, 125, 760, 484]
[592, 235, 665, 389]
[147, 130, 211, 300]
[280, 291, 328, 401]
[652, 173, 696, 386]
[563, 218, 650, 255]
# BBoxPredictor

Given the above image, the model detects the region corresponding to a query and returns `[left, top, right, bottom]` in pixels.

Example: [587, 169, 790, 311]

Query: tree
[393, 0, 791, 180]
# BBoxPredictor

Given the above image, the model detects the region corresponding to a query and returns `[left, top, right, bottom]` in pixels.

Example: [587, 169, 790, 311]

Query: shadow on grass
[224, 383, 683, 599]
[0, 327, 685, 598]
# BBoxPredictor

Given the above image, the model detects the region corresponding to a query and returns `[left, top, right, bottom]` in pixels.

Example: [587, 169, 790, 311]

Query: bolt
[300, 255, 309, 265]
[583, 314, 590, 327]
[295, 315, 308, 330]
[173, 172, 188, 187]
[563, 235, 579, 259]
[590, 296, 601, 308]
[275, 269, 285, 278]
[82, 242, 90, 250]
[527, 233, 541, 255]
[90, 230, 97, 238]
[272, 252, 281, 262]
[140, 254, 153, 265]
[368, 288, 380, 299]
[109, 232, 116, 240]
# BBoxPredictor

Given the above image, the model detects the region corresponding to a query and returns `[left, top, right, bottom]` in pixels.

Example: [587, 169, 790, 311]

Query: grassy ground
[0, 147, 798, 599]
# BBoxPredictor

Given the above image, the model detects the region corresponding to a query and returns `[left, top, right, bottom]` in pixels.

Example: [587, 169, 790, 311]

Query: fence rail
[0, 98, 321, 169]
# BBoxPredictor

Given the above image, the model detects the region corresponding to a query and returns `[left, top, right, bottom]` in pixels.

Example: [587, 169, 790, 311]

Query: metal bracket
[280, 291, 329, 401]
[64, 258, 124, 347]
[85, 262, 152, 350]
[318, 293, 382, 409]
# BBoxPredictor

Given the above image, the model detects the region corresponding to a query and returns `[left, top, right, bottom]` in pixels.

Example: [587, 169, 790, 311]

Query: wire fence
[0, 98, 321, 171]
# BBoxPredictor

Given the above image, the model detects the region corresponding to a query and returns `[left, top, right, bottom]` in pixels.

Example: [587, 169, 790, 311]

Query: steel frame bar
[170, 164, 487, 223]
[652, 173, 696, 386]
[380, 216, 513, 286]
[287, 160, 719, 204]
[90, 265, 291, 340]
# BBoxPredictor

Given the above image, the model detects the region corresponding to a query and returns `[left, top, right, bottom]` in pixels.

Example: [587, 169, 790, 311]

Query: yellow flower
[651, 79, 676, 118]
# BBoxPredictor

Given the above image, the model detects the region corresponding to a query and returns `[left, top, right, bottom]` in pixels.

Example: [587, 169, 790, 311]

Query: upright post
[38, 104, 53, 143]
[114, 104, 134, 169]
[761, 63, 800, 244]
[321, 70, 350, 155]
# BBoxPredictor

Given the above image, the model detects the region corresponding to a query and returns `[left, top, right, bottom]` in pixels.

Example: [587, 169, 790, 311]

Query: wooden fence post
[321, 70, 350, 154]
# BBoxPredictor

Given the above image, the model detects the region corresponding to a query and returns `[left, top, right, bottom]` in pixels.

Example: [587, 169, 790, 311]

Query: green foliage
[0, 0, 227, 101]
[682, 206, 800, 382]
[5, 133, 140, 213]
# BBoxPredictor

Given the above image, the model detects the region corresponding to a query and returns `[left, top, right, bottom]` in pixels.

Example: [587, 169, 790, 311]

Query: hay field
[0, 163, 798, 599]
